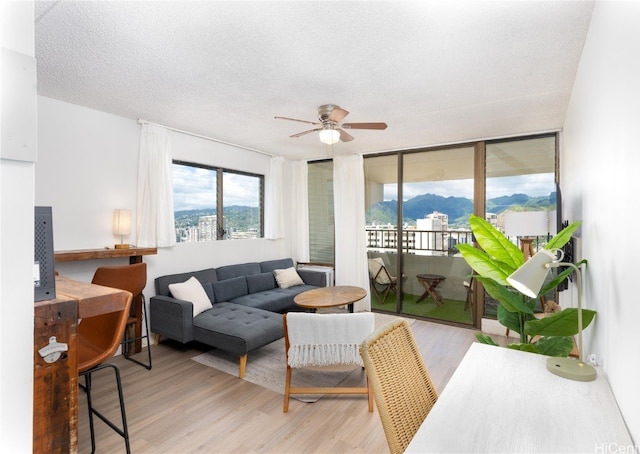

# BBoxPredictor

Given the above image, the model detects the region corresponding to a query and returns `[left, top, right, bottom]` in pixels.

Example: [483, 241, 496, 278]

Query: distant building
[416, 211, 448, 255]
[198, 215, 217, 241]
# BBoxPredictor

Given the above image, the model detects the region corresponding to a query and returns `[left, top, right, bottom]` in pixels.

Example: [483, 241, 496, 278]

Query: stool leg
[82, 364, 131, 454]
[83, 373, 97, 454]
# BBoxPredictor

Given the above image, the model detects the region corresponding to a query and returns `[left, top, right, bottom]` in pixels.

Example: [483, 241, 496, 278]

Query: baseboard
[481, 318, 519, 339]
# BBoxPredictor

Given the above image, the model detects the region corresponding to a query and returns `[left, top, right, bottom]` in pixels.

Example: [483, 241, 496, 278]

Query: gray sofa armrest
[150, 295, 195, 343]
[297, 269, 327, 287]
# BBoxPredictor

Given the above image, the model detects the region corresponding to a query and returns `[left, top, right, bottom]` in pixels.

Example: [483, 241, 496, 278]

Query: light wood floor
[78, 317, 484, 453]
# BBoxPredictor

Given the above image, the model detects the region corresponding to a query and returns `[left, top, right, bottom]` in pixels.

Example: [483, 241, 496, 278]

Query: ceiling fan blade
[341, 122, 388, 130]
[290, 128, 322, 138]
[275, 116, 319, 126]
[338, 129, 354, 142]
[328, 107, 349, 123]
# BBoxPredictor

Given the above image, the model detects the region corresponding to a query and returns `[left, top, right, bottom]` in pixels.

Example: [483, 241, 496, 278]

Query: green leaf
[533, 336, 575, 357]
[545, 221, 581, 250]
[475, 333, 499, 346]
[525, 308, 596, 337]
[469, 215, 523, 270]
[497, 304, 523, 334]
[478, 276, 534, 314]
[456, 244, 512, 286]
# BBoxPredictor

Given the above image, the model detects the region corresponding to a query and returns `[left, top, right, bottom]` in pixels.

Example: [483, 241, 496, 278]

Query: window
[172, 161, 264, 242]
[308, 160, 334, 263]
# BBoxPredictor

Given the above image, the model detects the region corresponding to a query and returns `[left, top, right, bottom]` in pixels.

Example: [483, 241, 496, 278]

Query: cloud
[383, 173, 555, 201]
[172, 164, 260, 211]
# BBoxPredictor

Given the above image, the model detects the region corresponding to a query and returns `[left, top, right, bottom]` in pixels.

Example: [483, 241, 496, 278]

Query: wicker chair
[360, 319, 438, 454]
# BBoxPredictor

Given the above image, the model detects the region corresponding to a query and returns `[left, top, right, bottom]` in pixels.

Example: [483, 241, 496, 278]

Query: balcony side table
[416, 274, 446, 305]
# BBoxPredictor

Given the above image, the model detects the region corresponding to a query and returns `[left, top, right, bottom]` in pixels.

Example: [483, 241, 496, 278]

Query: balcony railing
[365, 228, 474, 255]
[366, 227, 550, 256]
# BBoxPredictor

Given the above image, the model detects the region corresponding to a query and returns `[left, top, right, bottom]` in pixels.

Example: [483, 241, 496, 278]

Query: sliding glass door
[363, 133, 558, 327]
[364, 147, 475, 326]
[399, 147, 475, 325]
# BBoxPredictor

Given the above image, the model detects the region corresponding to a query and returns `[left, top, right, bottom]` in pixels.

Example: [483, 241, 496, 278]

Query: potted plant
[456, 215, 595, 357]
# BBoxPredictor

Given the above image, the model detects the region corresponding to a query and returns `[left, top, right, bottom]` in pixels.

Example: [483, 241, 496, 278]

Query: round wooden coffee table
[293, 286, 366, 313]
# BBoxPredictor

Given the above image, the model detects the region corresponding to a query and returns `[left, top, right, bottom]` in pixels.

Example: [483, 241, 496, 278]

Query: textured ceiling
[34, 1, 594, 160]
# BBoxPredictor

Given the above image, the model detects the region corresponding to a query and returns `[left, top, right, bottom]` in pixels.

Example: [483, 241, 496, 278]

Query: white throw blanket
[286, 312, 375, 368]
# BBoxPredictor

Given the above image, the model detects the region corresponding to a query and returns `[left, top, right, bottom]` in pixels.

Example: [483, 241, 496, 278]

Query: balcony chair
[78, 286, 133, 454]
[92, 263, 152, 370]
[360, 319, 439, 454]
[368, 257, 401, 304]
[282, 312, 375, 413]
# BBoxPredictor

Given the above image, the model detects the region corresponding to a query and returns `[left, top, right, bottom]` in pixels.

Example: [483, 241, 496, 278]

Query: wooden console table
[54, 246, 157, 264]
[54, 247, 156, 353]
[34, 275, 131, 453]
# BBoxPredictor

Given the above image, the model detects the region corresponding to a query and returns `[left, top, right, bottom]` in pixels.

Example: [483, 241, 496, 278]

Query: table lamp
[506, 248, 596, 381]
[113, 209, 131, 249]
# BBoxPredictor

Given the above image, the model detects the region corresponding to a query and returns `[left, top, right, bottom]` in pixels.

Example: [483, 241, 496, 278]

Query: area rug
[191, 312, 411, 402]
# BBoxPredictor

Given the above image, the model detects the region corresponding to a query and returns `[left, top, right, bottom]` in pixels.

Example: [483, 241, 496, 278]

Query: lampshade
[506, 248, 556, 297]
[504, 210, 549, 237]
[319, 129, 340, 145]
[113, 209, 131, 235]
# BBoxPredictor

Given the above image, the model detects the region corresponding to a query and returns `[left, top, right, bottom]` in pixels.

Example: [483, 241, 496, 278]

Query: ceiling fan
[275, 104, 387, 145]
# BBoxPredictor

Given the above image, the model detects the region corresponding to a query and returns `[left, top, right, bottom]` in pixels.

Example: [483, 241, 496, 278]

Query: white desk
[406, 343, 634, 453]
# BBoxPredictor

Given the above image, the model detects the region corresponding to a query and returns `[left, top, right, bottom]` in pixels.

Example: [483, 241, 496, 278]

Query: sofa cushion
[260, 258, 295, 273]
[273, 267, 304, 289]
[168, 276, 213, 317]
[216, 262, 261, 281]
[155, 268, 217, 296]
[193, 303, 283, 356]
[246, 272, 276, 294]
[231, 285, 317, 313]
[213, 276, 249, 302]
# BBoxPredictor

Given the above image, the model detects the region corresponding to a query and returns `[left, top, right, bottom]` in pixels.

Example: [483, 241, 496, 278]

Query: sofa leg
[154, 333, 161, 345]
[238, 355, 247, 378]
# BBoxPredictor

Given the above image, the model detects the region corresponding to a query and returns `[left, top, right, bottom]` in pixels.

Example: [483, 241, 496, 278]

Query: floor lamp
[507, 248, 596, 382]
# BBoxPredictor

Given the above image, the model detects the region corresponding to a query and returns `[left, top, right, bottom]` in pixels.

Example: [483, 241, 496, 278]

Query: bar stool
[92, 263, 152, 369]
[78, 288, 132, 453]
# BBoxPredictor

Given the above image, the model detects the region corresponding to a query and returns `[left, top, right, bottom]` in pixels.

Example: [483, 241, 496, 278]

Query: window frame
[173, 160, 265, 242]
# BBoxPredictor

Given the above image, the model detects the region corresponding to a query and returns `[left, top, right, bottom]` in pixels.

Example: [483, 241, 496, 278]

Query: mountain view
[367, 192, 557, 227]
[174, 192, 556, 233]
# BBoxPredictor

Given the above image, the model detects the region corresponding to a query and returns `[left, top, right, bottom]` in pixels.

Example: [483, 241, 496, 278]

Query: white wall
[36, 96, 291, 322]
[562, 1, 640, 443]
[0, 1, 35, 451]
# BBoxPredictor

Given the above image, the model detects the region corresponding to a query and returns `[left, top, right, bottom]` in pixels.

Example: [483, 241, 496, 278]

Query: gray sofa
[150, 258, 326, 377]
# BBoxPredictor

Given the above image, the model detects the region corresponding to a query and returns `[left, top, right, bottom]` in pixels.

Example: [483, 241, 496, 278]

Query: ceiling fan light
[319, 129, 340, 145]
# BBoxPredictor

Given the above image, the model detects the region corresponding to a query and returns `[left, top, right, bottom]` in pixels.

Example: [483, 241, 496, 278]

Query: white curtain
[333, 154, 371, 312]
[136, 124, 175, 248]
[290, 160, 309, 263]
[265, 156, 285, 240]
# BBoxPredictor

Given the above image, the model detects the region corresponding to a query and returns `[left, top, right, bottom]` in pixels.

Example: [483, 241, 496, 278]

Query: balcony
[366, 227, 549, 324]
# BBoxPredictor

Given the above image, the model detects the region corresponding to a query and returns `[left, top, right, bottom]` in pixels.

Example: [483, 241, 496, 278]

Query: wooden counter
[33, 276, 132, 453]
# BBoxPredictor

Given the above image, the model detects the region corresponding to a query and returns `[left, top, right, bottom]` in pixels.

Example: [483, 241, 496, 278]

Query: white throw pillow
[273, 267, 304, 289]
[168, 276, 213, 317]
